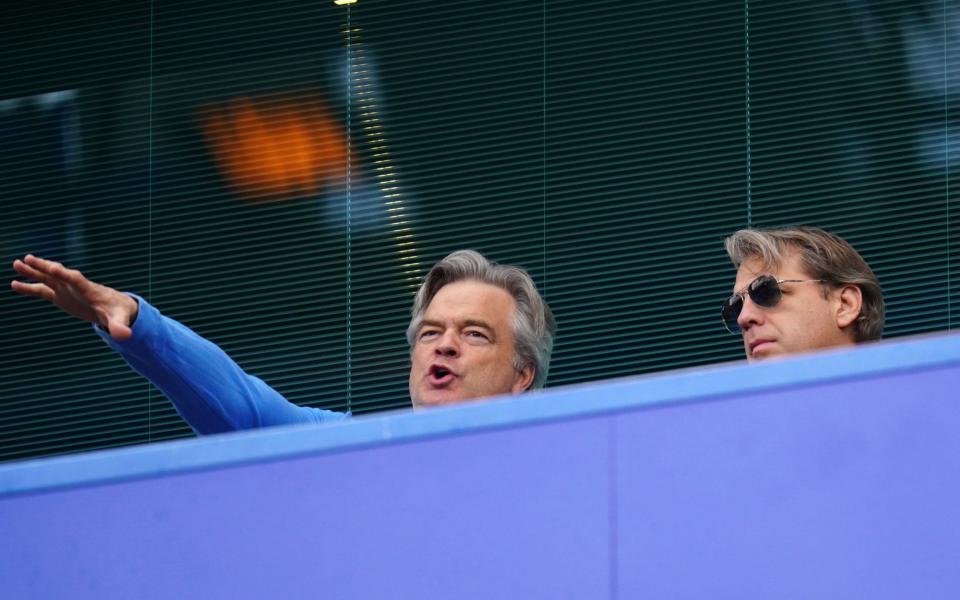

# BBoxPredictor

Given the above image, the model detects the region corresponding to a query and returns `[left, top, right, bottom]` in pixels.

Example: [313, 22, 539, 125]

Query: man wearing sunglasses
[722, 226, 885, 360]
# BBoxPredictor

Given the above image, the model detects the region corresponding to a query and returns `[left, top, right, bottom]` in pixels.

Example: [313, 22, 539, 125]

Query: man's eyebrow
[417, 319, 443, 330]
[461, 319, 494, 333]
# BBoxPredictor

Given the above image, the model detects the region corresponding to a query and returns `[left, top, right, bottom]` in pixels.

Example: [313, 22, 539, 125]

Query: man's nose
[736, 295, 765, 332]
[434, 330, 459, 357]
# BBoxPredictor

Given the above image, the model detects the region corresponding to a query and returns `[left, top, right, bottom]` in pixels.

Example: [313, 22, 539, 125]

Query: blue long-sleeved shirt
[94, 294, 349, 434]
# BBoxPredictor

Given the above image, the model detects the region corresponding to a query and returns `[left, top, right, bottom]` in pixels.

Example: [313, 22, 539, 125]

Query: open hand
[11, 255, 139, 341]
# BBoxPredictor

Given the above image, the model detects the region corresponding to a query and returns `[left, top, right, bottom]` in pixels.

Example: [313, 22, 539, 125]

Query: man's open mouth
[428, 364, 456, 384]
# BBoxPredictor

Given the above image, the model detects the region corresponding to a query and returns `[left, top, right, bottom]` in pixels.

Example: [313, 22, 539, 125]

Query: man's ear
[835, 284, 863, 330]
[512, 364, 536, 393]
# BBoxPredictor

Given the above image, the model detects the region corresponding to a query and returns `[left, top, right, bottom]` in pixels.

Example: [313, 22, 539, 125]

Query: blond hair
[725, 226, 884, 341]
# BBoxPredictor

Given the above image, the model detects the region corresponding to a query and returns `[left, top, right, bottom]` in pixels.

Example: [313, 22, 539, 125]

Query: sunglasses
[721, 274, 825, 334]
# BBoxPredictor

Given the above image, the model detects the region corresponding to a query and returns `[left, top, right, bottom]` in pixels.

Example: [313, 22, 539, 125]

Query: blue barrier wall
[2, 333, 959, 599]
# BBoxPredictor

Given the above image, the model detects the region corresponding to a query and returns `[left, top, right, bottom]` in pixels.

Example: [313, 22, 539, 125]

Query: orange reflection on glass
[200, 94, 348, 202]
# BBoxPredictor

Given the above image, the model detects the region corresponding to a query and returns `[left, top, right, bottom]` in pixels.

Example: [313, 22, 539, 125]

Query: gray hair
[725, 226, 885, 341]
[406, 250, 556, 390]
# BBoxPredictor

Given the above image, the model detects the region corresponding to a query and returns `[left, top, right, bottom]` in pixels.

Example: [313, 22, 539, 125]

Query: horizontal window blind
[2, 0, 956, 462]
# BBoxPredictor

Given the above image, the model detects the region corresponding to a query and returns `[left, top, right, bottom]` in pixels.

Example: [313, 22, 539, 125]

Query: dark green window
[2, 0, 956, 461]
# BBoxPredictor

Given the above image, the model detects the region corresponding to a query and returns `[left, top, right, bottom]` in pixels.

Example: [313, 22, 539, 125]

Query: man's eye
[465, 330, 489, 341]
[419, 330, 439, 340]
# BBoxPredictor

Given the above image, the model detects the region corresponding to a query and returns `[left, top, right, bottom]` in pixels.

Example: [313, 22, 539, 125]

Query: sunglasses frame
[722, 274, 825, 334]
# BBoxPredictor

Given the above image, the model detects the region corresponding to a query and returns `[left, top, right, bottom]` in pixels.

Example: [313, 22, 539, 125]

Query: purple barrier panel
[3, 333, 959, 599]
[0, 417, 612, 600]
[616, 363, 960, 599]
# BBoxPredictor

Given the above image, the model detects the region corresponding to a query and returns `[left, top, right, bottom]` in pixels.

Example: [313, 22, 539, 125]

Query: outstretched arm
[11, 255, 347, 433]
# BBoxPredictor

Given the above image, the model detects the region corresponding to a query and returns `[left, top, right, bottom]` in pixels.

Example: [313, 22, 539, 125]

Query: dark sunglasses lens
[748, 275, 782, 307]
[721, 295, 743, 333]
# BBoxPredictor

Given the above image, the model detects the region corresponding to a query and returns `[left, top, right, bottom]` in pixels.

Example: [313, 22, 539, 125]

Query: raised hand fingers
[21, 255, 88, 287]
[13, 258, 51, 284]
[10, 280, 56, 302]
[12, 255, 114, 326]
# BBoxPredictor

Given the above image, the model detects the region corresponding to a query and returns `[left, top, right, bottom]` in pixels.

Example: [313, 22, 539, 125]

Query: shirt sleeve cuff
[92, 293, 157, 352]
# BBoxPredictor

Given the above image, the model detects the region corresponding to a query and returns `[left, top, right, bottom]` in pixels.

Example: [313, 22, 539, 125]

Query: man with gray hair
[11, 250, 556, 433]
[722, 226, 884, 360]
[405, 250, 555, 408]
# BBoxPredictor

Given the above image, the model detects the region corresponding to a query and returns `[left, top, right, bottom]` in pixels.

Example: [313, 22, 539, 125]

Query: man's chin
[411, 388, 467, 409]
